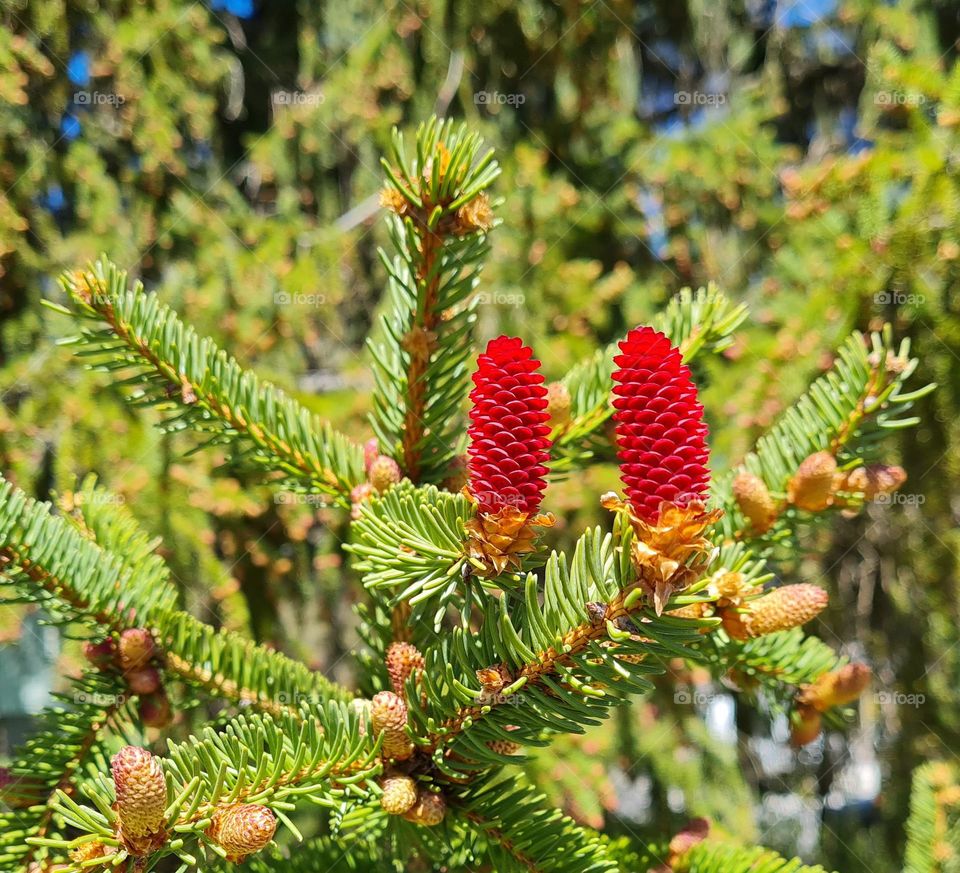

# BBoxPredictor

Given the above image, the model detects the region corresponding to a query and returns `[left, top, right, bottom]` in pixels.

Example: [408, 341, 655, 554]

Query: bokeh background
[1, 0, 959, 870]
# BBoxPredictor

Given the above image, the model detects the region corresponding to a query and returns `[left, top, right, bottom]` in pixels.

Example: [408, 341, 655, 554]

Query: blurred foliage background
[0, 0, 958, 870]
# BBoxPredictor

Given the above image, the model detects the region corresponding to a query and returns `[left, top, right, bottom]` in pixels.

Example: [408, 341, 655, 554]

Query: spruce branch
[904, 762, 960, 873]
[717, 327, 934, 543]
[0, 475, 352, 714]
[693, 626, 842, 700]
[39, 701, 380, 871]
[680, 840, 831, 873]
[414, 520, 714, 772]
[454, 775, 618, 873]
[0, 671, 133, 872]
[50, 258, 365, 503]
[553, 284, 747, 469]
[370, 117, 501, 483]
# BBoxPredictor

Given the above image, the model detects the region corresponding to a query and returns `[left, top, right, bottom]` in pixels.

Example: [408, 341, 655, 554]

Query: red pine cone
[467, 336, 551, 515]
[612, 327, 710, 521]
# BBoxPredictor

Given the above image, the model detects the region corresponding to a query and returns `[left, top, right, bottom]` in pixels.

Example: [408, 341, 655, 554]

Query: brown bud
[790, 704, 823, 747]
[732, 472, 777, 533]
[402, 790, 447, 826]
[476, 663, 512, 694]
[138, 690, 172, 728]
[369, 456, 402, 493]
[208, 804, 277, 862]
[545, 382, 572, 427]
[118, 628, 155, 671]
[841, 464, 907, 501]
[111, 747, 167, 842]
[83, 637, 117, 670]
[451, 192, 495, 235]
[798, 663, 871, 712]
[787, 452, 838, 511]
[380, 776, 418, 815]
[386, 642, 425, 696]
[125, 667, 162, 696]
[741, 584, 828, 638]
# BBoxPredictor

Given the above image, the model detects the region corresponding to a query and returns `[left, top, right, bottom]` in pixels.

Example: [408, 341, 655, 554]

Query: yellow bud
[111, 746, 167, 847]
[208, 804, 277, 863]
[732, 472, 776, 532]
[380, 776, 418, 815]
[798, 663, 871, 712]
[741, 584, 828, 638]
[787, 452, 838, 511]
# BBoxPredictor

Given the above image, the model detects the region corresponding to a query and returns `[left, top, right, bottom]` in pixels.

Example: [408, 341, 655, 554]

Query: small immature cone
[380, 776, 418, 815]
[402, 791, 447, 826]
[83, 637, 117, 670]
[732, 471, 777, 533]
[370, 691, 413, 760]
[545, 381, 572, 428]
[369, 455, 402, 493]
[385, 641, 425, 695]
[790, 704, 823, 747]
[111, 746, 167, 841]
[798, 663, 871, 712]
[739, 584, 828, 638]
[841, 464, 907, 501]
[787, 451, 838, 511]
[118, 628, 155, 671]
[125, 667, 162, 696]
[208, 804, 277, 863]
